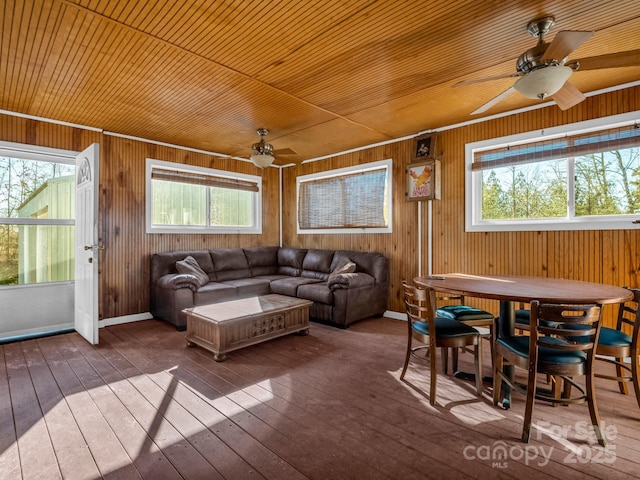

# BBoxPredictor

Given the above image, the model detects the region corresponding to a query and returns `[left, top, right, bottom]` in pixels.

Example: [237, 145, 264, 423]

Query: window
[297, 159, 392, 234]
[466, 111, 640, 232]
[0, 144, 76, 286]
[146, 159, 262, 234]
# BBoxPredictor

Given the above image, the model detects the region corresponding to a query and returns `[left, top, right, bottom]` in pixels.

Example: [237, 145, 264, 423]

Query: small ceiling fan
[249, 128, 296, 168]
[454, 16, 640, 115]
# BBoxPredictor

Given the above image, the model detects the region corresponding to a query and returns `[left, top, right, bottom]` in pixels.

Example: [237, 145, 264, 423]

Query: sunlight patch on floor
[389, 366, 507, 424]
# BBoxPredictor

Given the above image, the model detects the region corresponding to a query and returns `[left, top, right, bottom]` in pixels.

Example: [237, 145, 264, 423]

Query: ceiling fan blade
[471, 87, 516, 115]
[453, 73, 520, 88]
[272, 147, 297, 155]
[570, 48, 640, 70]
[541, 30, 594, 62]
[551, 81, 585, 110]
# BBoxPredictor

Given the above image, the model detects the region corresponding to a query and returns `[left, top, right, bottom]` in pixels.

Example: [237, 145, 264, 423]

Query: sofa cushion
[277, 247, 306, 276]
[297, 283, 334, 305]
[193, 282, 237, 305]
[244, 246, 279, 276]
[210, 248, 251, 280]
[220, 278, 271, 297]
[301, 249, 335, 280]
[175, 256, 209, 287]
[270, 277, 323, 296]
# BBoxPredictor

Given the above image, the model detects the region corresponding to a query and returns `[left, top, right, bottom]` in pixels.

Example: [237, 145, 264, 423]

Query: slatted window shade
[473, 125, 640, 171]
[146, 159, 262, 234]
[298, 165, 388, 229]
[151, 168, 259, 192]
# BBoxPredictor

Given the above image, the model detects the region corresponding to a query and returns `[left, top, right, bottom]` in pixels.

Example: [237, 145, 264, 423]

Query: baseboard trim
[384, 310, 405, 321]
[99, 312, 154, 328]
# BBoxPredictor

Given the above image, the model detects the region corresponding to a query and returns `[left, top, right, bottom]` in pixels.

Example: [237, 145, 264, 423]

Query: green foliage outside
[481, 148, 640, 220]
[152, 179, 253, 227]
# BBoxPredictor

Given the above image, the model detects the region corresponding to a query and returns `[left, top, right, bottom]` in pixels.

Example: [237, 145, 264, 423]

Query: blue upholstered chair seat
[598, 327, 633, 347]
[412, 317, 480, 338]
[436, 304, 494, 321]
[496, 335, 587, 365]
[515, 309, 531, 323]
[568, 325, 632, 348]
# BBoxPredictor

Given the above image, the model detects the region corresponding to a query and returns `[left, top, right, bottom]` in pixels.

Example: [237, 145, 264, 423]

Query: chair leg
[487, 325, 494, 368]
[586, 371, 607, 447]
[442, 347, 449, 374]
[429, 340, 438, 406]
[493, 352, 503, 406]
[400, 333, 412, 380]
[452, 347, 459, 372]
[551, 376, 562, 406]
[631, 351, 640, 411]
[474, 341, 483, 396]
[615, 358, 630, 395]
[522, 365, 538, 444]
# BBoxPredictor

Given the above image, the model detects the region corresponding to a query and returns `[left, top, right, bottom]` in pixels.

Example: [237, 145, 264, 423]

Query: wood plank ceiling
[2, 0, 640, 164]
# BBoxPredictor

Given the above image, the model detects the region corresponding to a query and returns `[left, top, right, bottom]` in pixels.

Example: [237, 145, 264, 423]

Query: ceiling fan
[454, 16, 640, 115]
[249, 128, 296, 168]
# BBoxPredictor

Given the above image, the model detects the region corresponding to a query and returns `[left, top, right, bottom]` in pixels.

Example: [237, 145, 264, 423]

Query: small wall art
[406, 159, 441, 201]
[413, 132, 437, 161]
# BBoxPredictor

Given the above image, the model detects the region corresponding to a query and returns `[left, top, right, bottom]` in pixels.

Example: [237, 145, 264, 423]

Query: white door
[74, 143, 100, 344]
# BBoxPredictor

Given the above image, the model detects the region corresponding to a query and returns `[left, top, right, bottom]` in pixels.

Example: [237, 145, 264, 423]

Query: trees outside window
[467, 113, 640, 232]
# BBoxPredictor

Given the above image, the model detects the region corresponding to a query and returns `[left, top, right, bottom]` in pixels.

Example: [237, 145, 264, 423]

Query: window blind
[473, 125, 640, 171]
[151, 168, 259, 192]
[298, 167, 387, 229]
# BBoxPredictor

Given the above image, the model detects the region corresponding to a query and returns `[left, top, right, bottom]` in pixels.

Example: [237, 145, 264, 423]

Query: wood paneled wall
[2, 85, 639, 326]
[0, 113, 280, 320]
[283, 86, 640, 325]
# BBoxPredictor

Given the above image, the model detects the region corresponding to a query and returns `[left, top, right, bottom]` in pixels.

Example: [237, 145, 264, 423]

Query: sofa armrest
[157, 273, 201, 292]
[328, 272, 375, 291]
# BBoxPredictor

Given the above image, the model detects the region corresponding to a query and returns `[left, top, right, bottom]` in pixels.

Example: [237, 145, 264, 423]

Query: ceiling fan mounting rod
[527, 16, 555, 40]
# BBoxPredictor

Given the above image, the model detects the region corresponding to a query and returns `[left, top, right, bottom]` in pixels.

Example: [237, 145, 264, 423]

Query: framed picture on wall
[406, 159, 441, 201]
[413, 132, 437, 161]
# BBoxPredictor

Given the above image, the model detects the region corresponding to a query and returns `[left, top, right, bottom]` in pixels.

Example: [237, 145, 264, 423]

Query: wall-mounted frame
[406, 159, 441, 201]
[413, 132, 437, 161]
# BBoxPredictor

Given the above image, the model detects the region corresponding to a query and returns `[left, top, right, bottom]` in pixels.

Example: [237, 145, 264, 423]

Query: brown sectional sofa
[150, 246, 389, 330]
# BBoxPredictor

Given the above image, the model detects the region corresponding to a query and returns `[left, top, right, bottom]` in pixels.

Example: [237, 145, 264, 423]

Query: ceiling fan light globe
[514, 65, 573, 100]
[250, 153, 275, 168]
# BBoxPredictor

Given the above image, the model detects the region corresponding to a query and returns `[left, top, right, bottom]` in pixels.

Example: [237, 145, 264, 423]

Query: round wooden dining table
[414, 273, 633, 334]
[413, 273, 633, 406]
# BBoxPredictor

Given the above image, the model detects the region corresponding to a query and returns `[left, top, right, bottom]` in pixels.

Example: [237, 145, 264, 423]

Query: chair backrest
[402, 280, 437, 326]
[436, 292, 465, 306]
[616, 288, 640, 336]
[530, 301, 602, 354]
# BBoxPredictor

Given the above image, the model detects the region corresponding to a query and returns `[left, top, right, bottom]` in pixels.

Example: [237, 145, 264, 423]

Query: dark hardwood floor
[1, 316, 639, 479]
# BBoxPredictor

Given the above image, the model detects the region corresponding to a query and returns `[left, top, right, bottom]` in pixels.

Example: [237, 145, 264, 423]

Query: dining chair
[592, 287, 640, 409]
[401, 281, 483, 406]
[514, 302, 532, 333]
[493, 301, 607, 446]
[435, 293, 495, 372]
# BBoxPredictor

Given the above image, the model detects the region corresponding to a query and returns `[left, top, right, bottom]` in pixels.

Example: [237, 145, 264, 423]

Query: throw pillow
[176, 255, 209, 287]
[328, 260, 356, 282]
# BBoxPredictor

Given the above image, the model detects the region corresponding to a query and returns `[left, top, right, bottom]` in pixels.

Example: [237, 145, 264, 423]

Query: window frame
[296, 159, 393, 234]
[465, 110, 640, 232]
[145, 158, 262, 234]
